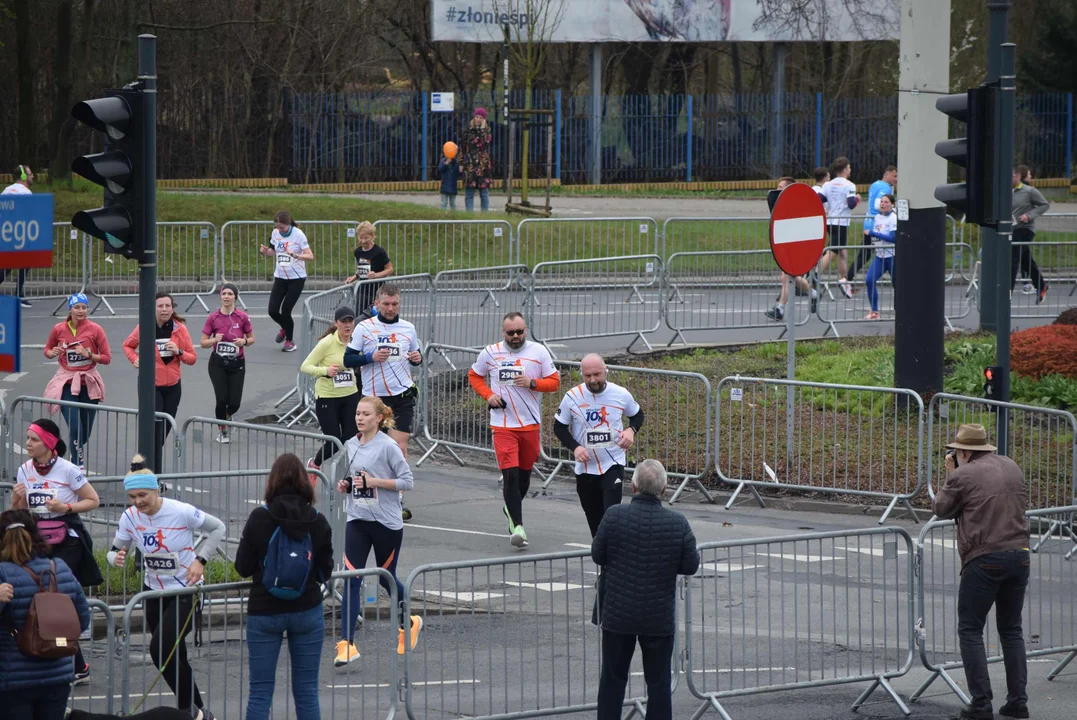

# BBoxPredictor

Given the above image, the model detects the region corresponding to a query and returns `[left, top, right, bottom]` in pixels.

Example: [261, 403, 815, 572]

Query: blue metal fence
[289, 90, 1076, 184]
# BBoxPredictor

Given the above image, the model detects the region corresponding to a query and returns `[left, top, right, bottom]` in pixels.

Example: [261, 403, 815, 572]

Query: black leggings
[1011, 227, 1045, 291]
[154, 381, 182, 474]
[502, 467, 533, 528]
[342, 519, 406, 639]
[145, 592, 203, 712]
[268, 277, 306, 341]
[577, 465, 625, 538]
[314, 393, 359, 465]
[207, 354, 245, 421]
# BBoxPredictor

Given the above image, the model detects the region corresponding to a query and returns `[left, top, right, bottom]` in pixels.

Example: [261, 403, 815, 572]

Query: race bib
[27, 488, 57, 513]
[378, 342, 404, 361]
[276, 253, 293, 267]
[156, 338, 173, 358]
[586, 429, 615, 450]
[333, 369, 355, 388]
[215, 341, 239, 358]
[355, 260, 371, 279]
[497, 362, 523, 384]
[143, 553, 180, 574]
[65, 349, 91, 367]
[350, 482, 378, 506]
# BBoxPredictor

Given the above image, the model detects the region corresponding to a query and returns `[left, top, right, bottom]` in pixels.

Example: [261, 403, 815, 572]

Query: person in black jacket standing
[592, 459, 699, 720]
[235, 454, 334, 720]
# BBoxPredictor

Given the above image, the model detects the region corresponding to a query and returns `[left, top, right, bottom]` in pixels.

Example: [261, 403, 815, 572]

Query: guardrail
[1008, 240, 1077, 319]
[516, 217, 661, 272]
[68, 599, 117, 716]
[180, 415, 346, 477]
[373, 218, 515, 278]
[431, 264, 532, 349]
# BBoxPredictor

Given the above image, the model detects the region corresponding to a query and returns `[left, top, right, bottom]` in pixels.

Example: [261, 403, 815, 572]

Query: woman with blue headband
[107, 455, 225, 720]
[43, 293, 111, 471]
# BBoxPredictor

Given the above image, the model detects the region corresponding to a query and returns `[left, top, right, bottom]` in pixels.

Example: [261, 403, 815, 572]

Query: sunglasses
[504, 329, 526, 336]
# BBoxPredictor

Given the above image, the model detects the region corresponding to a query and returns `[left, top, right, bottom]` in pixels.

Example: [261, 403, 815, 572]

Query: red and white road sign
[768, 183, 828, 277]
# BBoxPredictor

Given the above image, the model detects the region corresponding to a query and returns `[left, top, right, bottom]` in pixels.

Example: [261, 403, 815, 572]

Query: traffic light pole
[994, 42, 1016, 455]
[978, 0, 1009, 332]
[137, 34, 158, 469]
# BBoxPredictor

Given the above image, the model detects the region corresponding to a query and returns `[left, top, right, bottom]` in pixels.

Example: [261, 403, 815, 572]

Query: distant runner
[260, 211, 313, 353]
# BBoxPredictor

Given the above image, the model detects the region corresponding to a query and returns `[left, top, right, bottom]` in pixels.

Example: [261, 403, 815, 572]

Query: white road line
[72, 692, 172, 700]
[684, 667, 796, 675]
[330, 680, 479, 689]
[563, 542, 591, 549]
[503, 581, 585, 592]
[841, 547, 908, 558]
[20, 343, 45, 349]
[2, 372, 28, 382]
[180, 486, 208, 494]
[406, 523, 506, 538]
[420, 590, 505, 602]
[756, 553, 839, 563]
[701, 562, 762, 573]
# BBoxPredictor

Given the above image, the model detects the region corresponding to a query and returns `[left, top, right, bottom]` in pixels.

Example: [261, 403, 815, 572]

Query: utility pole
[978, 0, 1010, 332]
[994, 40, 1016, 453]
[137, 34, 158, 468]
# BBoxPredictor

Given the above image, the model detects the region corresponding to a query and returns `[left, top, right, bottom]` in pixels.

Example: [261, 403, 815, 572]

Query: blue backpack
[261, 506, 314, 600]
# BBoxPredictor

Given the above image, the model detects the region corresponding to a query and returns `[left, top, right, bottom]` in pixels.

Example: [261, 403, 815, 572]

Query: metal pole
[995, 41, 1016, 455]
[772, 43, 787, 179]
[590, 44, 602, 185]
[502, 24, 511, 199]
[979, 0, 1010, 331]
[786, 274, 795, 465]
[137, 34, 158, 469]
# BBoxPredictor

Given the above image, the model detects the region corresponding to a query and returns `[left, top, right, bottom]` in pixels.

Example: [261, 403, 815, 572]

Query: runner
[817, 156, 860, 298]
[200, 283, 255, 443]
[863, 194, 898, 320]
[301, 306, 360, 481]
[333, 396, 422, 666]
[765, 177, 819, 321]
[43, 293, 110, 470]
[468, 312, 560, 548]
[10, 417, 102, 685]
[123, 292, 197, 473]
[345, 221, 394, 316]
[1011, 165, 1050, 304]
[553, 354, 644, 538]
[260, 210, 313, 353]
[848, 165, 897, 284]
[0, 164, 33, 307]
[343, 284, 422, 521]
[107, 455, 225, 720]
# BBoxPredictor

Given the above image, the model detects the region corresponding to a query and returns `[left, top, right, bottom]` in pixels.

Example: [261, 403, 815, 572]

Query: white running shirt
[871, 212, 898, 259]
[349, 316, 421, 397]
[1, 183, 32, 195]
[116, 498, 207, 590]
[555, 382, 641, 475]
[472, 341, 557, 429]
[823, 177, 858, 227]
[270, 227, 310, 280]
[17, 458, 87, 519]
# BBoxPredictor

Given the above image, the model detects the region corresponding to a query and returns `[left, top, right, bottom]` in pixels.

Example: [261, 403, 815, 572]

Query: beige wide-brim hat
[945, 423, 998, 452]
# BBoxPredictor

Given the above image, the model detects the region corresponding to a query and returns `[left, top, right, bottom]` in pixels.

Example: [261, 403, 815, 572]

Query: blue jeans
[440, 192, 457, 210]
[246, 605, 325, 720]
[465, 186, 490, 212]
[0, 682, 70, 720]
[60, 383, 98, 467]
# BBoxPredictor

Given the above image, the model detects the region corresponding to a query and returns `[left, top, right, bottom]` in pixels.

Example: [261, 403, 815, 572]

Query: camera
[945, 449, 959, 468]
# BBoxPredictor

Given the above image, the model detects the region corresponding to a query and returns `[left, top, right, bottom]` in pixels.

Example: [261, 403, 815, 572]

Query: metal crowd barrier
[926, 393, 1077, 510]
[373, 218, 515, 277]
[18, 223, 87, 308]
[120, 568, 399, 719]
[402, 549, 676, 720]
[68, 599, 118, 716]
[530, 254, 664, 354]
[431, 264, 532, 349]
[685, 526, 916, 719]
[516, 217, 661, 271]
[416, 343, 495, 468]
[87, 221, 218, 315]
[180, 415, 346, 478]
[1008, 240, 1077, 319]
[715, 376, 925, 524]
[537, 360, 715, 504]
[662, 217, 771, 255]
[911, 506, 1077, 706]
[285, 283, 359, 426]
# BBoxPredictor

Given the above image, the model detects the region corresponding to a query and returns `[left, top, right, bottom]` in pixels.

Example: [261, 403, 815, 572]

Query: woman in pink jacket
[43, 293, 111, 471]
[123, 292, 196, 473]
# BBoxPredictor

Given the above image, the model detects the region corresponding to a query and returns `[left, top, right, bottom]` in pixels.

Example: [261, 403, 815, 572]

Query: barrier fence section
[516, 217, 661, 271]
[23, 222, 87, 305]
[180, 416, 346, 479]
[416, 343, 498, 468]
[1009, 239, 1077, 319]
[685, 527, 916, 720]
[69, 599, 117, 716]
[372, 219, 515, 278]
[288, 283, 360, 426]
[402, 549, 676, 720]
[87, 221, 219, 315]
[431, 264, 532, 349]
[120, 569, 399, 719]
[530, 254, 664, 353]
[538, 361, 715, 504]
[926, 393, 1077, 510]
[911, 506, 1077, 706]
[715, 377, 925, 524]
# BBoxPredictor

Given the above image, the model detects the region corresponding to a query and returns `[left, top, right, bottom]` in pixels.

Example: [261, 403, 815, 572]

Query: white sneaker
[1021, 282, 1035, 294]
[510, 526, 529, 548]
[214, 432, 230, 444]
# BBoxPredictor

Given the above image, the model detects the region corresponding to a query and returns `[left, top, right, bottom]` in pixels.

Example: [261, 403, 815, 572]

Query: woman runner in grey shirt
[333, 396, 422, 666]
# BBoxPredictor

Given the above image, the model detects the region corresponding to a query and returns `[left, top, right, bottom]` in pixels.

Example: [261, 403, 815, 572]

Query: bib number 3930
[27, 489, 56, 512]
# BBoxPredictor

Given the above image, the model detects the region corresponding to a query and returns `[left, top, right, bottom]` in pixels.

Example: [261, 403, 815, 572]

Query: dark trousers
[597, 630, 674, 720]
[268, 277, 306, 341]
[154, 381, 182, 474]
[0, 682, 70, 720]
[958, 550, 1030, 711]
[59, 382, 98, 468]
[208, 354, 246, 421]
[1010, 227, 1045, 292]
[314, 393, 359, 465]
[0, 268, 27, 297]
[577, 465, 625, 538]
[145, 592, 203, 712]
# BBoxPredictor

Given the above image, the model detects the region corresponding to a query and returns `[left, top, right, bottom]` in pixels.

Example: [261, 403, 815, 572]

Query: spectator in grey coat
[592, 459, 699, 720]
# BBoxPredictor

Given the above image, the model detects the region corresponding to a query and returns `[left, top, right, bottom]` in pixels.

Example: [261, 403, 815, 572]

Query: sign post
[0, 194, 55, 269]
[0, 296, 22, 372]
[769, 183, 828, 471]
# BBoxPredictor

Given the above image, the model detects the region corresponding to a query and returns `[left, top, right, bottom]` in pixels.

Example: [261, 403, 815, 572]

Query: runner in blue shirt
[848, 165, 897, 284]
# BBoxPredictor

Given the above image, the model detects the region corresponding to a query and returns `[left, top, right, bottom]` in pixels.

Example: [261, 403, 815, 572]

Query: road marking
[330, 680, 480, 689]
[20, 343, 45, 349]
[503, 581, 585, 592]
[420, 590, 504, 602]
[684, 667, 796, 675]
[406, 523, 506, 538]
[72, 692, 172, 700]
[563, 542, 591, 549]
[756, 553, 839, 563]
[701, 562, 762, 573]
[179, 486, 208, 494]
[841, 547, 908, 558]
[2, 372, 28, 382]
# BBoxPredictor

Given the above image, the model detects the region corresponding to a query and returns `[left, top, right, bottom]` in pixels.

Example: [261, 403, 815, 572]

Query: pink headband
[28, 423, 59, 452]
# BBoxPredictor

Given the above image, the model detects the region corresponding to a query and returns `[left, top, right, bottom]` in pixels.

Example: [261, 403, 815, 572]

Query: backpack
[261, 506, 314, 600]
[15, 560, 82, 659]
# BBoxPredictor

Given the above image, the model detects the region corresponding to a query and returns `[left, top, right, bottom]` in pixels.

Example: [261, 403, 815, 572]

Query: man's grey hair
[633, 459, 667, 496]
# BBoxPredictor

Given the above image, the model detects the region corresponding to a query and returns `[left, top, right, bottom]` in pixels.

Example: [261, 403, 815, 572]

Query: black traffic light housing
[71, 87, 145, 260]
[934, 85, 998, 228]
[983, 365, 1002, 405]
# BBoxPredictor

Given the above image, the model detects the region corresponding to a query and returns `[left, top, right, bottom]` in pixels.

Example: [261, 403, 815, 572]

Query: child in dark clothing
[437, 143, 460, 210]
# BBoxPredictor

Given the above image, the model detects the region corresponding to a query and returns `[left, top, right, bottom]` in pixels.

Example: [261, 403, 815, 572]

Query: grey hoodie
[342, 431, 414, 530]
[1012, 183, 1049, 232]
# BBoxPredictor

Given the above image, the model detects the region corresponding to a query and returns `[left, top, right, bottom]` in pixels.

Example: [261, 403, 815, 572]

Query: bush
[1011, 324, 1077, 380]
[1055, 307, 1077, 326]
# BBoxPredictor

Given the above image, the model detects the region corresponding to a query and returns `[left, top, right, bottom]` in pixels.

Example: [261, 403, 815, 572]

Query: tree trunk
[731, 44, 744, 96]
[521, 78, 531, 203]
[13, 0, 37, 165]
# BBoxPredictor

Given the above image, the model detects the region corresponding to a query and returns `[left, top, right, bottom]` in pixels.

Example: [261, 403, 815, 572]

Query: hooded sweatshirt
[234, 489, 334, 615]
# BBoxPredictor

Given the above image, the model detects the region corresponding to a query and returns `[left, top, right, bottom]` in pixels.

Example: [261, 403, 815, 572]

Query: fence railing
[517, 217, 661, 271]
[431, 264, 532, 349]
[1008, 240, 1077, 319]
[68, 599, 117, 716]
[372, 219, 515, 278]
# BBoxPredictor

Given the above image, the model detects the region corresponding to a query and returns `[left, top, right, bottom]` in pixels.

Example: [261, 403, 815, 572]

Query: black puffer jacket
[592, 494, 699, 636]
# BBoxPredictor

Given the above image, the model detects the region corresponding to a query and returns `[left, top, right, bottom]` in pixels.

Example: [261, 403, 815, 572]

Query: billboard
[431, 0, 900, 43]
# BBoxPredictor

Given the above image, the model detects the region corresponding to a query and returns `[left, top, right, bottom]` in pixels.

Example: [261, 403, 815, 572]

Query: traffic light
[984, 366, 1002, 402]
[934, 85, 997, 228]
[70, 87, 145, 260]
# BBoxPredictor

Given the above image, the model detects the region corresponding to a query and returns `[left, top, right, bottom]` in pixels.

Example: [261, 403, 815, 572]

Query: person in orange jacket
[123, 292, 196, 473]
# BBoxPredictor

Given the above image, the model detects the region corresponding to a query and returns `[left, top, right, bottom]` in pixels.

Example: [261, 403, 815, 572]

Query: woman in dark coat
[461, 107, 493, 212]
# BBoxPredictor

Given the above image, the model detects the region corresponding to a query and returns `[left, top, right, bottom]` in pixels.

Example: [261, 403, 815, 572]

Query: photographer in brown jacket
[933, 424, 1030, 720]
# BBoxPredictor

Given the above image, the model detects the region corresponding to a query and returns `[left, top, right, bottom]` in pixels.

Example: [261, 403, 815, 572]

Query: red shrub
[1011, 324, 1077, 380]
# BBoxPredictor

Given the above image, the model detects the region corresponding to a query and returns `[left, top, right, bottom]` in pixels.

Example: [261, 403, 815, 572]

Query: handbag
[36, 518, 69, 546]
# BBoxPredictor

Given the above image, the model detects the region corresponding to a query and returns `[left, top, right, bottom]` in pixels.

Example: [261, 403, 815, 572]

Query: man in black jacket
[592, 459, 700, 720]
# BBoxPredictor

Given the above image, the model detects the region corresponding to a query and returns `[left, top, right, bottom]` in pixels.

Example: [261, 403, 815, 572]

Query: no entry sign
[769, 183, 827, 277]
